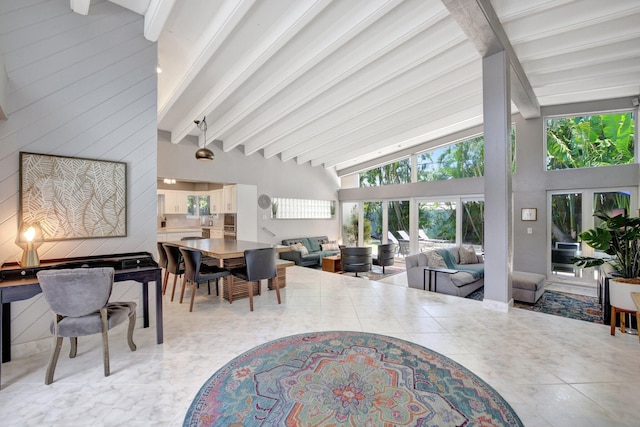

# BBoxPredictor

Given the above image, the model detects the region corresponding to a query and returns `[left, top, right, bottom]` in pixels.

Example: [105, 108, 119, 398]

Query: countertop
[158, 227, 204, 233]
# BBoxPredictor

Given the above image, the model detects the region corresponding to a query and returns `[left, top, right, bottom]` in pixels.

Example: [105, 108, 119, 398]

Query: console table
[423, 267, 459, 292]
[0, 252, 163, 388]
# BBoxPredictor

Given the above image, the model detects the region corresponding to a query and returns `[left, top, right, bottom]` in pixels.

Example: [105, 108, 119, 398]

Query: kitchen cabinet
[223, 185, 237, 213]
[209, 189, 223, 213]
[202, 228, 224, 239]
[162, 190, 189, 214]
[158, 229, 203, 242]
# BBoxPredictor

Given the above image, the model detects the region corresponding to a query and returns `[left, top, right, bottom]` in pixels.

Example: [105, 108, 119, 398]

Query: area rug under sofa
[467, 288, 603, 324]
[184, 331, 523, 426]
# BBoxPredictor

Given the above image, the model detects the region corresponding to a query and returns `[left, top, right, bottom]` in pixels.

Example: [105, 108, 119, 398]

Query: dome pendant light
[194, 116, 214, 161]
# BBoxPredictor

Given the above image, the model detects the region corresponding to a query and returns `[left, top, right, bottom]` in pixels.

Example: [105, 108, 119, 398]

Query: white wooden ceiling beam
[217, 0, 405, 153]
[252, 16, 467, 158]
[322, 100, 484, 169]
[158, 0, 255, 126]
[442, 0, 540, 119]
[301, 79, 482, 167]
[143, 0, 175, 42]
[70, 0, 91, 15]
[223, 0, 450, 153]
[169, 0, 331, 145]
[281, 58, 480, 163]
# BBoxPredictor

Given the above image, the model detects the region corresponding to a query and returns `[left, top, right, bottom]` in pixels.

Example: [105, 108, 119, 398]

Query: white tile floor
[1, 266, 639, 426]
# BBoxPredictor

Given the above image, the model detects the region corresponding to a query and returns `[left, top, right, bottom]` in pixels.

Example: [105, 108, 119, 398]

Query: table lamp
[16, 223, 44, 267]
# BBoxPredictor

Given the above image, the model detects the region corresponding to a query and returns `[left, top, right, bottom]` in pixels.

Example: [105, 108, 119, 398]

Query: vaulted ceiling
[85, 0, 640, 174]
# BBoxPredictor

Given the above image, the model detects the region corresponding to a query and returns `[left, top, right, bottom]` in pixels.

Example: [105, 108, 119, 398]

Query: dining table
[168, 238, 293, 302]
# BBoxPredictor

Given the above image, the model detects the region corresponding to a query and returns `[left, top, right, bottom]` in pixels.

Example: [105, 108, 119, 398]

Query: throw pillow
[458, 245, 478, 265]
[290, 242, 310, 255]
[426, 251, 447, 268]
[321, 243, 339, 251]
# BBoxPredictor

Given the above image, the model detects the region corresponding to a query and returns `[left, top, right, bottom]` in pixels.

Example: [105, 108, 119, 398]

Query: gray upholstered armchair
[340, 246, 372, 277]
[373, 243, 396, 273]
[36, 267, 137, 385]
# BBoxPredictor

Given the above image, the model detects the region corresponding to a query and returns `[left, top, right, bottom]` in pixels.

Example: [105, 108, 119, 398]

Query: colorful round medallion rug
[184, 331, 523, 426]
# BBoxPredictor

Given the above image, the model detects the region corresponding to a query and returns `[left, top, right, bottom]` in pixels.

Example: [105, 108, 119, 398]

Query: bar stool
[228, 247, 281, 311]
[179, 247, 230, 312]
[162, 243, 185, 302]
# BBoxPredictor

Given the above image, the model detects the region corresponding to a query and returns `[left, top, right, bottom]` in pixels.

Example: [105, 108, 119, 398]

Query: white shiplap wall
[0, 0, 158, 355]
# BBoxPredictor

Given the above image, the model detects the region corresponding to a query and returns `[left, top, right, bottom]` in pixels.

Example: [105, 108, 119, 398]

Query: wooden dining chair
[228, 248, 281, 311]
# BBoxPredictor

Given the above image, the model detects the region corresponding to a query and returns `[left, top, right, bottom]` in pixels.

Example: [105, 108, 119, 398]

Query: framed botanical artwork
[521, 208, 537, 221]
[19, 152, 127, 241]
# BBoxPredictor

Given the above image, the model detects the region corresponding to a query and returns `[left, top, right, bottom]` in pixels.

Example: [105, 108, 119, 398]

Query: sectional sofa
[405, 246, 484, 297]
[279, 236, 340, 267]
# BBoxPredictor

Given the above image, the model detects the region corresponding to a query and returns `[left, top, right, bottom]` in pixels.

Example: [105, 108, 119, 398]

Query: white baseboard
[482, 298, 513, 313]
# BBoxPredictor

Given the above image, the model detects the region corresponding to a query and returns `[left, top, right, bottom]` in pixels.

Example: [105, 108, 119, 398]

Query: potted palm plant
[573, 211, 640, 283]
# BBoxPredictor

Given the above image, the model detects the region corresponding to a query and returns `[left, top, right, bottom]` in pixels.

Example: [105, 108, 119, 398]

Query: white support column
[482, 50, 513, 312]
[358, 201, 365, 246]
[382, 202, 389, 244]
[409, 198, 418, 254]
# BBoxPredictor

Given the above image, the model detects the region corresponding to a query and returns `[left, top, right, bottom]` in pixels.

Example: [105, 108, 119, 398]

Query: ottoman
[512, 271, 545, 303]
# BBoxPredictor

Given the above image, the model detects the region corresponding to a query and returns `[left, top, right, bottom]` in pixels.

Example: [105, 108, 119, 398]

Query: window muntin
[546, 112, 635, 170]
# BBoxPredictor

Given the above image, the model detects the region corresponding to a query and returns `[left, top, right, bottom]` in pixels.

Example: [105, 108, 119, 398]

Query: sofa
[406, 246, 484, 297]
[279, 236, 340, 267]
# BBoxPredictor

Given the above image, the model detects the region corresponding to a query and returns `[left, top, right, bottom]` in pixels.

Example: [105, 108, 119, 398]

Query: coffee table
[322, 255, 342, 273]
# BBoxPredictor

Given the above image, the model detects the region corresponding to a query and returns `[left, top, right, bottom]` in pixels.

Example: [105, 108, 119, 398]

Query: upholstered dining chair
[179, 247, 230, 312]
[609, 280, 640, 342]
[228, 247, 281, 311]
[162, 243, 185, 301]
[157, 242, 170, 294]
[36, 267, 137, 385]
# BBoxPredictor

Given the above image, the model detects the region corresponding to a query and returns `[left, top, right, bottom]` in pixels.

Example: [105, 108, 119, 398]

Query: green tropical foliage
[546, 113, 634, 170]
[573, 211, 640, 279]
[418, 202, 456, 241]
[462, 201, 484, 245]
[417, 137, 485, 181]
[359, 159, 411, 187]
[343, 205, 372, 245]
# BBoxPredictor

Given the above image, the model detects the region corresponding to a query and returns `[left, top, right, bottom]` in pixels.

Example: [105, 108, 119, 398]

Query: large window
[416, 129, 516, 182]
[416, 137, 484, 181]
[417, 201, 456, 250]
[546, 112, 635, 170]
[342, 202, 361, 246]
[461, 199, 484, 250]
[359, 159, 411, 187]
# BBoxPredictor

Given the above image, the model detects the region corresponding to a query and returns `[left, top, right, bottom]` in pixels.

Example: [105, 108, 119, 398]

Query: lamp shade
[195, 147, 215, 161]
[15, 222, 44, 267]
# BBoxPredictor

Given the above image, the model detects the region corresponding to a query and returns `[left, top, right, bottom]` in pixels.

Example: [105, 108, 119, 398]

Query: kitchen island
[168, 238, 292, 303]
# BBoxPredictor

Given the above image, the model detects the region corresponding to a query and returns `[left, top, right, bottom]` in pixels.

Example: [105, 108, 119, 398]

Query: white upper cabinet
[209, 189, 224, 213]
[223, 185, 237, 213]
[162, 190, 189, 214]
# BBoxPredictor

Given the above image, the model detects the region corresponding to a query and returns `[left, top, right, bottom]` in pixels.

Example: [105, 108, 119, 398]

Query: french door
[547, 188, 634, 286]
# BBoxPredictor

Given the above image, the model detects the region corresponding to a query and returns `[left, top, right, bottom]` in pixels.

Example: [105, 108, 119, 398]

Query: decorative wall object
[521, 208, 537, 221]
[19, 152, 127, 240]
